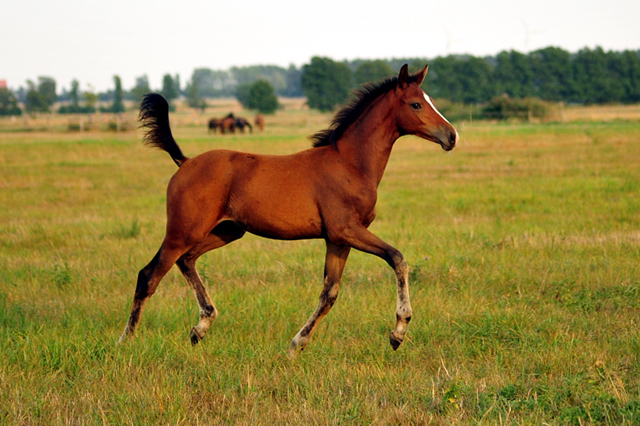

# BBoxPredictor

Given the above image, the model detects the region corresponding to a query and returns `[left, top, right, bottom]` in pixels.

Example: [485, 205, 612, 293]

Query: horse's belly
[230, 190, 323, 240]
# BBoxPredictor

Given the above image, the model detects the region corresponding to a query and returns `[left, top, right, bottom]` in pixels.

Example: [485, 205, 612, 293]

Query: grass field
[1, 102, 639, 424]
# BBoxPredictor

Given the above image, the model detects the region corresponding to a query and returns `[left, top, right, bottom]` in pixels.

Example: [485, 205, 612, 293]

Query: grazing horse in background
[219, 113, 236, 134]
[235, 117, 253, 133]
[255, 114, 265, 132]
[207, 118, 220, 134]
[119, 64, 458, 357]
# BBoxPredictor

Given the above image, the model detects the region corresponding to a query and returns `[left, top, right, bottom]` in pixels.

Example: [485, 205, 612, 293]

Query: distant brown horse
[208, 114, 237, 134]
[235, 117, 253, 133]
[255, 114, 265, 132]
[219, 113, 236, 134]
[119, 64, 458, 357]
[207, 118, 220, 134]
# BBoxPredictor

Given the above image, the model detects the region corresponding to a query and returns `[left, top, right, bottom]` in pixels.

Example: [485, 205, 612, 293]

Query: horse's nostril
[450, 131, 459, 146]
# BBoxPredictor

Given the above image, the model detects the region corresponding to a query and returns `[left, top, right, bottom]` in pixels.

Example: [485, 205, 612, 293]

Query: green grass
[0, 116, 639, 424]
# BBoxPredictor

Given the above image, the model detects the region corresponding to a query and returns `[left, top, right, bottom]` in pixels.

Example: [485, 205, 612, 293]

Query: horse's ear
[414, 64, 429, 85]
[398, 64, 410, 88]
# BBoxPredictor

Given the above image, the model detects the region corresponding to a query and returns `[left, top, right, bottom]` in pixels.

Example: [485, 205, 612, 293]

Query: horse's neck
[338, 93, 400, 187]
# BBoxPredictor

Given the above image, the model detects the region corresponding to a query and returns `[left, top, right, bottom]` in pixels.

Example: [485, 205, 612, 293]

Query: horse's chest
[350, 191, 378, 225]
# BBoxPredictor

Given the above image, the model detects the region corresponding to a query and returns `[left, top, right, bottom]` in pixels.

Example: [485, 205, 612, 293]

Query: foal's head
[394, 64, 458, 151]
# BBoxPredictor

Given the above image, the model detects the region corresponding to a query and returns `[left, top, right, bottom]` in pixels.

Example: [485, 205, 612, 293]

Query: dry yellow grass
[1, 101, 639, 424]
[562, 103, 640, 122]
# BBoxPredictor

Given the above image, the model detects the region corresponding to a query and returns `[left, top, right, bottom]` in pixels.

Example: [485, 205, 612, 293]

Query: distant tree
[110, 75, 126, 113]
[25, 80, 50, 114]
[302, 56, 353, 111]
[428, 55, 493, 103]
[283, 65, 303, 97]
[59, 79, 81, 113]
[84, 86, 98, 112]
[0, 87, 22, 116]
[494, 50, 533, 98]
[571, 47, 606, 103]
[235, 84, 251, 107]
[354, 60, 394, 85]
[59, 80, 97, 114]
[37, 77, 57, 107]
[185, 79, 207, 112]
[529, 47, 573, 102]
[174, 74, 181, 96]
[131, 75, 151, 104]
[160, 74, 178, 109]
[236, 80, 279, 114]
[231, 65, 288, 94]
[191, 68, 235, 98]
[428, 56, 463, 101]
[619, 50, 640, 103]
[69, 79, 80, 108]
[456, 56, 495, 104]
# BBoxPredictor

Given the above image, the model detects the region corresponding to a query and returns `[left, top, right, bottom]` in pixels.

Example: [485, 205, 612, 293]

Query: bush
[430, 98, 469, 122]
[481, 95, 556, 121]
[236, 80, 279, 114]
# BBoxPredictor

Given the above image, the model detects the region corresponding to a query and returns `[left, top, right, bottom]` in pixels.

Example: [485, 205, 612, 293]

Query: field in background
[0, 103, 639, 424]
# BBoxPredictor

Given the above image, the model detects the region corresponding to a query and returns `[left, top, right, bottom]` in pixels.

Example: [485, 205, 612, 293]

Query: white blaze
[423, 91, 459, 145]
[423, 92, 451, 124]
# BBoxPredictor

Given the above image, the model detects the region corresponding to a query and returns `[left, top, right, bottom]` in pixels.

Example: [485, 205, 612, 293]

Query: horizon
[3, 0, 639, 93]
[4, 45, 639, 96]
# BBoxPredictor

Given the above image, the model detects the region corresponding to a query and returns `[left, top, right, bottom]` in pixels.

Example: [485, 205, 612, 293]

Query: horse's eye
[411, 103, 422, 110]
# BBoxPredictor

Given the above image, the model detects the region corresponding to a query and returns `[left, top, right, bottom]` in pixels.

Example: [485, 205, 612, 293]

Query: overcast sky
[2, 0, 639, 92]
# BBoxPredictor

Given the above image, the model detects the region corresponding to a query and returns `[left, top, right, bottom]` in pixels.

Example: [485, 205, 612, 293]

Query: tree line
[2, 45, 639, 117]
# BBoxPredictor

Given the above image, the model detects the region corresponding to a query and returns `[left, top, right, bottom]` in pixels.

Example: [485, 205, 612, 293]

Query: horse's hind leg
[118, 243, 188, 344]
[289, 241, 351, 358]
[176, 221, 245, 345]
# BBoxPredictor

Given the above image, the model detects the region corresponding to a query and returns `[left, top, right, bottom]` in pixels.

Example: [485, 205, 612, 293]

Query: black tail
[139, 93, 187, 167]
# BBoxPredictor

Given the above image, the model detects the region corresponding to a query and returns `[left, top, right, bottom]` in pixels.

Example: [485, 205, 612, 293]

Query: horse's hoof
[190, 328, 202, 346]
[389, 332, 403, 350]
[287, 341, 303, 359]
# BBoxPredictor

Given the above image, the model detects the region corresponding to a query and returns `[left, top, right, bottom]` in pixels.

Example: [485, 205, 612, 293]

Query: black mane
[310, 73, 421, 149]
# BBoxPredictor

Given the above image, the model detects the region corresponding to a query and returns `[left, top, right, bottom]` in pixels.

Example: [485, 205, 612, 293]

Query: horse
[219, 113, 236, 134]
[235, 117, 253, 133]
[255, 114, 265, 132]
[119, 64, 458, 357]
[207, 118, 220, 134]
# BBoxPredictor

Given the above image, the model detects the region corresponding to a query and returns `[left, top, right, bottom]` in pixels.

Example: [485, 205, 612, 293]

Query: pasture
[0, 102, 639, 424]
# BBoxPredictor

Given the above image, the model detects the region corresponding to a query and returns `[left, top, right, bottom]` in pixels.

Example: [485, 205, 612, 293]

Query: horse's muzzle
[439, 129, 459, 151]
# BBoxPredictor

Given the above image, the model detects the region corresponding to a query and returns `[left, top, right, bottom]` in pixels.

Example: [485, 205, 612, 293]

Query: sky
[2, 0, 640, 93]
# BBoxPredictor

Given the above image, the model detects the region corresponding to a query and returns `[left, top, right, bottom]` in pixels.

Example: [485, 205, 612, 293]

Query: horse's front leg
[288, 241, 351, 358]
[331, 226, 412, 351]
[389, 251, 412, 350]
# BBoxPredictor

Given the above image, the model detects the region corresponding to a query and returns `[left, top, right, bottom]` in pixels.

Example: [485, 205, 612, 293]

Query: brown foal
[119, 64, 458, 357]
